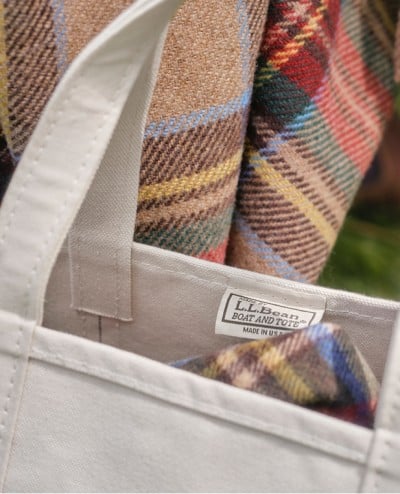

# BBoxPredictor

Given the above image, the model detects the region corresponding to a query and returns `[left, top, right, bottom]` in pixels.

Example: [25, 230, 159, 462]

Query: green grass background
[318, 203, 400, 300]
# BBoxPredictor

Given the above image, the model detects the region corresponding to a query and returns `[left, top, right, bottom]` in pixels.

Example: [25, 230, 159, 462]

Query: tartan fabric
[227, 0, 398, 282]
[0, 0, 135, 162]
[0, 0, 269, 265]
[136, 0, 269, 262]
[0, 0, 398, 275]
[0, 0, 60, 161]
[172, 323, 379, 428]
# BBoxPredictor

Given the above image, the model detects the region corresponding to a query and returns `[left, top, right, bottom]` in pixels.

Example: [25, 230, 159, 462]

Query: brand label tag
[216, 289, 325, 339]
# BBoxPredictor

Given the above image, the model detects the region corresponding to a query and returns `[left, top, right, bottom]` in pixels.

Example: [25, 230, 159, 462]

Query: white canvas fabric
[0, 0, 400, 491]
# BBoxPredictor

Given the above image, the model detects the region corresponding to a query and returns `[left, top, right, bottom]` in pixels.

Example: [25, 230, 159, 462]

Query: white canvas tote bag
[0, 0, 400, 491]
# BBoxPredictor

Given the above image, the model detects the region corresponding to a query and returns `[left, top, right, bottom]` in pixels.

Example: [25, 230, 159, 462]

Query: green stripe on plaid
[227, 0, 396, 282]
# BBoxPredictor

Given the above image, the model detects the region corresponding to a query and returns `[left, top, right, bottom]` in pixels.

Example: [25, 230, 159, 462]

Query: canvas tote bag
[0, 0, 400, 491]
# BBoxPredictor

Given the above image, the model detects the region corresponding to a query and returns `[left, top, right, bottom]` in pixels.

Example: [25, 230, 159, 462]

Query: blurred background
[319, 111, 400, 300]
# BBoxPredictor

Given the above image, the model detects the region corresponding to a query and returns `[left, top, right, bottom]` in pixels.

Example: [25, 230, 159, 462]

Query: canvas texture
[0, 0, 398, 281]
[0, 0, 397, 432]
[172, 322, 380, 428]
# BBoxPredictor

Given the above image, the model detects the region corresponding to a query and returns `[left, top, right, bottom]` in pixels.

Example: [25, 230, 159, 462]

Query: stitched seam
[324, 310, 393, 323]
[116, 242, 122, 318]
[94, 245, 101, 315]
[0, 323, 23, 490]
[1, 334, 35, 490]
[116, 319, 121, 348]
[0, 28, 138, 486]
[114, 207, 123, 317]
[24, 59, 138, 320]
[136, 261, 395, 323]
[77, 231, 83, 309]
[29, 347, 368, 464]
[0, 58, 74, 486]
[81, 314, 88, 339]
[0, 54, 76, 483]
[133, 244, 400, 309]
[0, 325, 22, 447]
[98, 316, 102, 343]
[0, 56, 75, 250]
[114, 242, 119, 318]
[374, 374, 400, 490]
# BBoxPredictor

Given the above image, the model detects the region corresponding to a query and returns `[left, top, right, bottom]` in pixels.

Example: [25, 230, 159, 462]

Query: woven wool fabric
[172, 323, 379, 428]
[0, 0, 269, 264]
[135, 0, 269, 262]
[0, 0, 143, 160]
[227, 0, 398, 282]
[0, 0, 398, 278]
[0, 0, 134, 193]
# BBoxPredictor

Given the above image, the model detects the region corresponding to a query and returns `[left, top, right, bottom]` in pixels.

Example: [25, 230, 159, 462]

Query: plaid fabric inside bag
[172, 323, 380, 429]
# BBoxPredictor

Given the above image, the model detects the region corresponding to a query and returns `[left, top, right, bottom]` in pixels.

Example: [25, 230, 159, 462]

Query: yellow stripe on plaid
[255, 0, 328, 84]
[138, 149, 242, 203]
[213, 340, 315, 404]
[258, 343, 315, 404]
[249, 146, 337, 246]
[214, 346, 260, 388]
[0, 3, 10, 144]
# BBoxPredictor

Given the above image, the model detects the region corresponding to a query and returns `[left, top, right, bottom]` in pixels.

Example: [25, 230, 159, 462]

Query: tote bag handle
[67, 14, 169, 322]
[0, 0, 182, 324]
[1, 1, 400, 488]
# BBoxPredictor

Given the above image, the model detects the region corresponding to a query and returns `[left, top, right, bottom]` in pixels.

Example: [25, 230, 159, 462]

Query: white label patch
[216, 289, 325, 340]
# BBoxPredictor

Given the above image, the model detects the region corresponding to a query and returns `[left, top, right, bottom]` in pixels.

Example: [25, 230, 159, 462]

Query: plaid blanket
[227, 0, 398, 281]
[0, 0, 398, 282]
[172, 323, 379, 428]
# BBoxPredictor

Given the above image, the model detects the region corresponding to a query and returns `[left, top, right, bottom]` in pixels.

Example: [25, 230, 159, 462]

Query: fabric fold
[172, 323, 379, 428]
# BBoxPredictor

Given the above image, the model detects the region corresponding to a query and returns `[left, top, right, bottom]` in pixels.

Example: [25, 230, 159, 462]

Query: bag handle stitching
[21, 41, 139, 320]
[0, 326, 22, 451]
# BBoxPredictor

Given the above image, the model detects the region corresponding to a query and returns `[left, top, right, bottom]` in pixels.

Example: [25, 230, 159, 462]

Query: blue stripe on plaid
[236, 0, 252, 85]
[172, 322, 378, 428]
[234, 212, 307, 282]
[307, 324, 369, 405]
[170, 356, 200, 368]
[51, 0, 68, 76]
[253, 97, 363, 201]
[144, 88, 252, 139]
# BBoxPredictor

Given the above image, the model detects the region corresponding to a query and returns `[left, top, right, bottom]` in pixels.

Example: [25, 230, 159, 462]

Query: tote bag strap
[0, 0, 182, 324]
[1, 0, 400, 487]
[67, 22, 168, 322]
